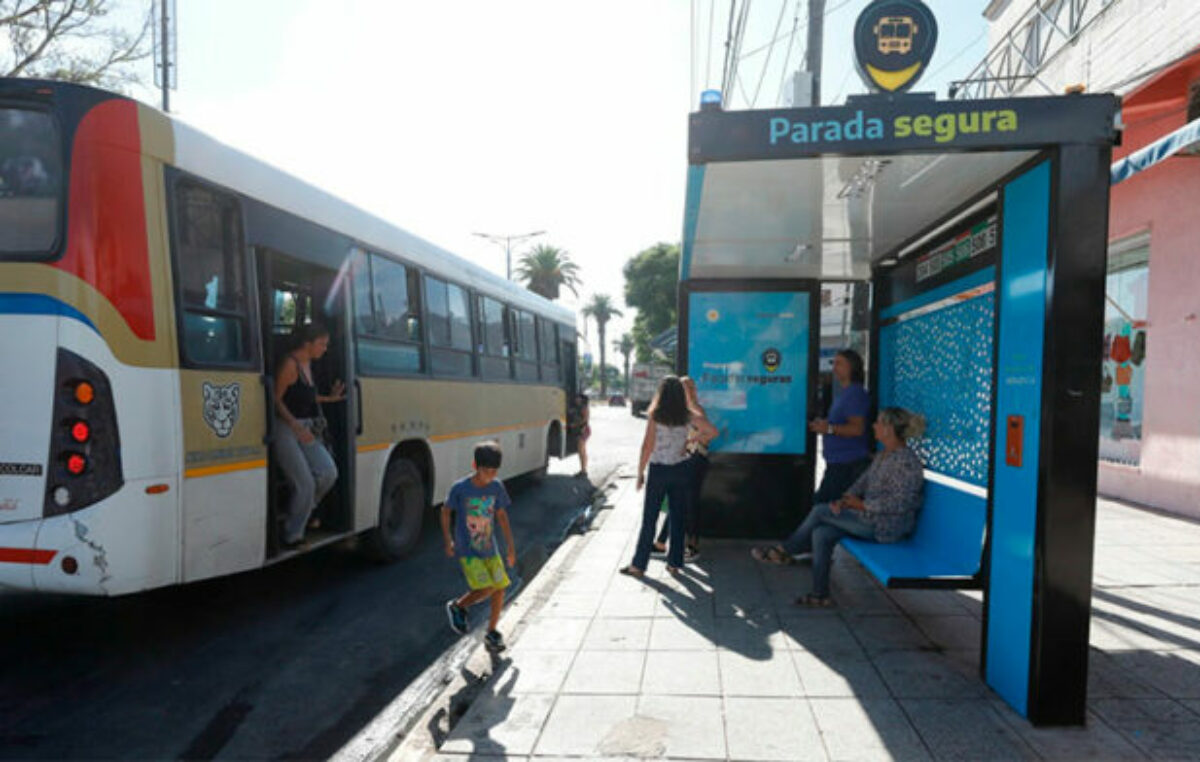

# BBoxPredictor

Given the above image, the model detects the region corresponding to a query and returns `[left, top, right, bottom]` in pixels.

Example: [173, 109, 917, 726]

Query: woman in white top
[622, 376, 718, 577]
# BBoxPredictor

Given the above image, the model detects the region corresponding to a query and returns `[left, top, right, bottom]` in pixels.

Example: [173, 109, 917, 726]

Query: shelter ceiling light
[838, 159, 891, 199]
[786, 242, 812, 262]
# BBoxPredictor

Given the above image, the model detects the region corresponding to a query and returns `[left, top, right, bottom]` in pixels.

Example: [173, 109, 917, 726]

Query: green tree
[514, 244, 582, 301]
[613, 333, 634, 396]
[580, 294, 623, 397]
[2, 1, 151, 89]
[622, 242, 680, 361]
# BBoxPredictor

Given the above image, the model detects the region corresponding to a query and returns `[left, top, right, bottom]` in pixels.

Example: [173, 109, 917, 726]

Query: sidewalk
[412, 473, 1200, 761]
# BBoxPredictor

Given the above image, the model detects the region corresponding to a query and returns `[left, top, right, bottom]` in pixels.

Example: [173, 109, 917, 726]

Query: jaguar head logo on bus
[202, 381, 241, 438]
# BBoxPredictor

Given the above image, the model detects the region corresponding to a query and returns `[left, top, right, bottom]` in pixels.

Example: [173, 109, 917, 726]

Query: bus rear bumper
[0, 476, 180, 596]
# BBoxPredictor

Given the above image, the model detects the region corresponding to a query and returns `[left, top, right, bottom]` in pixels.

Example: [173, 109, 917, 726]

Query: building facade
[968, 0, 1200, 519]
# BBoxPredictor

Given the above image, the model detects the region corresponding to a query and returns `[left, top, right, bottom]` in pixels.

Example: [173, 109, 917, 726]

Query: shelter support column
[985, 145, 1112, 726]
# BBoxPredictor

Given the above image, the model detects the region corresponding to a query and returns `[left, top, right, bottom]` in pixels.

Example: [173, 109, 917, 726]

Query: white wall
[980, 0, 1200, 96]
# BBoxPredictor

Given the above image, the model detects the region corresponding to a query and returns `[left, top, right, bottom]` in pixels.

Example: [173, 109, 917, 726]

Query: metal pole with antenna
[472, 230, 545, 280]
[153, 0, 177, 112]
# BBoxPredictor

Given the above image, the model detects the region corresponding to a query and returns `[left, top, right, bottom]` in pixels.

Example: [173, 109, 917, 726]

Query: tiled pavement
[426, 476, 1200, 761]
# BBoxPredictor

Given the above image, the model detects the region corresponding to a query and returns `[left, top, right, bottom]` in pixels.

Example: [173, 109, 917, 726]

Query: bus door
[680, 280, 819, 538]
[257, 249, 355, 555]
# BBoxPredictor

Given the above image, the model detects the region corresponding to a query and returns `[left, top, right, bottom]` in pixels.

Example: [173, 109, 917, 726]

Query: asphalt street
[0, 404, 642, 761]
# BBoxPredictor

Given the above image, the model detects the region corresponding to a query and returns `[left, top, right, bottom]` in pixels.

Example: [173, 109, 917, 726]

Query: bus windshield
[0, 108, 61, 255]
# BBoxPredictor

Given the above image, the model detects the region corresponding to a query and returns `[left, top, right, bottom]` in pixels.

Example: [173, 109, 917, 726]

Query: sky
[125, 0, 991, 367]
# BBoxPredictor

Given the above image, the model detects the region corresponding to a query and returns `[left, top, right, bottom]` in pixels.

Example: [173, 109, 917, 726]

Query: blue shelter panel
[986, 160, 1051, 718]
[679, 165, 706, 280]
[878, 270, 995, 486]
[688, 291, 809, 454]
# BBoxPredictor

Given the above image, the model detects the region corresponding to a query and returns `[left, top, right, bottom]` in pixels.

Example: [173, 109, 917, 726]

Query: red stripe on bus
[52, 98, 155, 341]
[0, 548, 57, 565]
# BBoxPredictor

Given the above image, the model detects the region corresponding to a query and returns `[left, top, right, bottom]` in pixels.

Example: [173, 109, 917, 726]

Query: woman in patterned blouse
[751, 407, 927, 607]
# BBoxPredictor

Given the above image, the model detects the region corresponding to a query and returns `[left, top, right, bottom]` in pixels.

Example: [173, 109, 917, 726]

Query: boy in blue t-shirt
[441, 441, 517, 652]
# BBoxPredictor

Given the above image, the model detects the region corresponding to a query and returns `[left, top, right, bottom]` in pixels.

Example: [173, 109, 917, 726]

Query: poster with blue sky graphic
[687, 291, 809, 454]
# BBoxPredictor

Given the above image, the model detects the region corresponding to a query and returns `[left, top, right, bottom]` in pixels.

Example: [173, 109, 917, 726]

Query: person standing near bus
[442, 441, 518, 653]
[570, 393, 591, 478]
[651, 375, 717, 562]
[273, 323, 344, 549]
[807, 349, 872, 505]
[621, 376, 718, 577]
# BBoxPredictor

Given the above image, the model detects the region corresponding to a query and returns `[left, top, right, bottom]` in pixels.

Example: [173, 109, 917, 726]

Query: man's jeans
[781, 502, 875, 597]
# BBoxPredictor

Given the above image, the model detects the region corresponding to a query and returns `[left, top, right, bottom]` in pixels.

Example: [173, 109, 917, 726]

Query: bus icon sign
[854, 0, 937, 94]
[874, 16, 917, 55]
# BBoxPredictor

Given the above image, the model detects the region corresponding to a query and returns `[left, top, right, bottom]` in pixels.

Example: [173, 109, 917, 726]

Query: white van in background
[630, 362, 671, 416]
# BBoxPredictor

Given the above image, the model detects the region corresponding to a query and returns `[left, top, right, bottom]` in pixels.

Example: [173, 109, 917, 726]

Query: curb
[331, 469, 624, 762]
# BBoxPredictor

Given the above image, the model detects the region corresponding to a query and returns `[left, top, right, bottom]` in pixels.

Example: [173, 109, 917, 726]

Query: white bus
[0, 80, 579, 596]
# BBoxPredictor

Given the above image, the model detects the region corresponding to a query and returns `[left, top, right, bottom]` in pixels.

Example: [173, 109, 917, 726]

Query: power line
[775, 0, 803, 105]
[751, 0, 791, 106]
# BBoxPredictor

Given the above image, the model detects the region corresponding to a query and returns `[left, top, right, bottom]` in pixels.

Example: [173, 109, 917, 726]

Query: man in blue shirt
[808, 349, 872, 503]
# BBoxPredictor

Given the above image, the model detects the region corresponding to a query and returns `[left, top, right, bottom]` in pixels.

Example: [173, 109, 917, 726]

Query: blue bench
[840, 477, 987, 589]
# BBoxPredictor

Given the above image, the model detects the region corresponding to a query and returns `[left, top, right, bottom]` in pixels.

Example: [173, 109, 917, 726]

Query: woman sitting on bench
[752, 407, 926, 607]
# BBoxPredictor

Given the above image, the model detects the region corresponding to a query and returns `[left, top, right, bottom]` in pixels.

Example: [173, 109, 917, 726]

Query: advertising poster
[687, 291, 809, 454]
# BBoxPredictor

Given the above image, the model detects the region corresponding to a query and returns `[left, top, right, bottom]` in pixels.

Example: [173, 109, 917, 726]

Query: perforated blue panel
[878, 290, 994, 486]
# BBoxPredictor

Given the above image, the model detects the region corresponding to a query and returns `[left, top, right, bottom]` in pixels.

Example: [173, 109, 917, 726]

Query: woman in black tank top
[272, 323, 346, 549]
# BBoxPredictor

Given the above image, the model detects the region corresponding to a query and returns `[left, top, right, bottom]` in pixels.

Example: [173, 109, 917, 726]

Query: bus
[0, 80, 579, 596]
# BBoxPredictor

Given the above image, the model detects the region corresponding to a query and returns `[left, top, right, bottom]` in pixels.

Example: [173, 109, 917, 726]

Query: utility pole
[806, 0, 826, 106]
[472, 230, 545, 280]
[153, 0, 177, 112]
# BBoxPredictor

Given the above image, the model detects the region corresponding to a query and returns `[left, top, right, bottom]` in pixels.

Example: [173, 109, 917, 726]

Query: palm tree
[614, 333, 635, 397]
[514, 244, 582, 300]
[581, 294, 623, 397]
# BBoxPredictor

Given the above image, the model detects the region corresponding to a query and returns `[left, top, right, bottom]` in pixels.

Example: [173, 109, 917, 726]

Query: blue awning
[1111, 117, 1200, 185]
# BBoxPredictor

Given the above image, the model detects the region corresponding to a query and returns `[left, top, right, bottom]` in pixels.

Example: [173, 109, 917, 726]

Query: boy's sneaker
[445, 599, 469, 635]
[484, 629, 506, 653]
[684, 545, 700, 563]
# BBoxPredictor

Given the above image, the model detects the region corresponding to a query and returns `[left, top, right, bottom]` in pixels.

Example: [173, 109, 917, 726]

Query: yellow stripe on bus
[184, 459, 268, 479]
[428, 420, 552, 443]
[190, 420, 560, 476]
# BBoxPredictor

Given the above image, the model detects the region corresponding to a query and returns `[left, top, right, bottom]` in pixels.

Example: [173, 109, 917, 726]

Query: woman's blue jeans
[780, 502, 875, 598]
[632, 461, 692, 570]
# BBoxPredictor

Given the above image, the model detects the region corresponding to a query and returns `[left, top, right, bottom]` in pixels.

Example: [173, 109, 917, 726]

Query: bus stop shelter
[679, 93, 1120, 726]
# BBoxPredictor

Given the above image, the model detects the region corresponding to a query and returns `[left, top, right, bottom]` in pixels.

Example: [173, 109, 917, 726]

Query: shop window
[1099, 235, 1150, 465]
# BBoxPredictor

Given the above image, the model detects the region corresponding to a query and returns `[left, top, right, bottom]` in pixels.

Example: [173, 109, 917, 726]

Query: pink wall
[1099, 60, 1200, 519]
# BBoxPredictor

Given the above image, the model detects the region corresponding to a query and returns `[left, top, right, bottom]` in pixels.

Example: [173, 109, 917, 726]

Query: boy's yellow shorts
[460, 554, 511, 591]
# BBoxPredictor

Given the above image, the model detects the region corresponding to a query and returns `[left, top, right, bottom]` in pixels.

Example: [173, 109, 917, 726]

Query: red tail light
[65, 453, 87, 475]
[70, 420, 90, 443]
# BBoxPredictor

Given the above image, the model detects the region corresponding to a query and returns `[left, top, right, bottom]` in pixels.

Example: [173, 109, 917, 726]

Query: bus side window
[174, 182, 252, 367]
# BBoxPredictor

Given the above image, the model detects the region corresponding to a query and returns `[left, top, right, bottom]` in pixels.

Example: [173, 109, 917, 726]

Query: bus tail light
[44, 349, 123, 517]
[65, 453, 87, 475]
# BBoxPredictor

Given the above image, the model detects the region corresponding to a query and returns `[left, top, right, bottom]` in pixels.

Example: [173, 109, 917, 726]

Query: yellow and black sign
[854, 0, 938, 94]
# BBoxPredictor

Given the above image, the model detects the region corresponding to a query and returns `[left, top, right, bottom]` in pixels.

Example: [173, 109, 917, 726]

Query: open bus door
[680, 280, 819, 538]
[257, 249, 355, 557]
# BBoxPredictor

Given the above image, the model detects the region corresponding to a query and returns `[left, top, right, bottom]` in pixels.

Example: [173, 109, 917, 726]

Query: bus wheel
[364, 458, 425, 561]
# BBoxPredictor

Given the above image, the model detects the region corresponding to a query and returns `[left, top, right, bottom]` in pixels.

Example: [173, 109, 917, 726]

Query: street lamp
[472, 230, 545, 280]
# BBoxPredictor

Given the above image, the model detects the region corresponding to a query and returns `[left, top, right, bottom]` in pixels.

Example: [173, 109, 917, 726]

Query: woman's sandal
[665, 565, 683, 577]
[794, 594, 835, 608]
[619, 565, 645, 579]
[750, 545, 792, 565]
